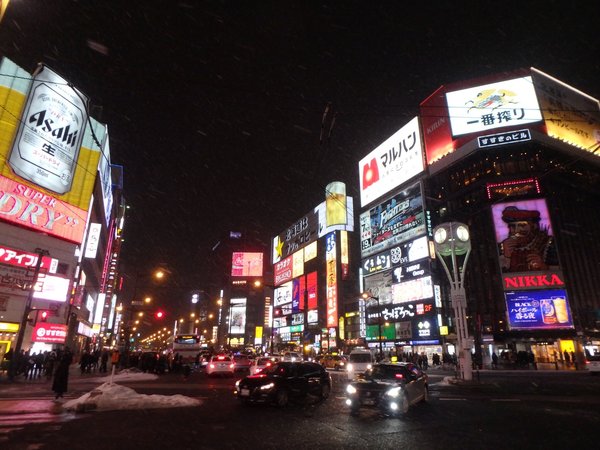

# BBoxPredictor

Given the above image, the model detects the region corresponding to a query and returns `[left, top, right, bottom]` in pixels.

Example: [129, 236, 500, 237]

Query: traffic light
[155, 310, 165, 319]
[273, 307, 282, 317]
[40, 311, 48, 322]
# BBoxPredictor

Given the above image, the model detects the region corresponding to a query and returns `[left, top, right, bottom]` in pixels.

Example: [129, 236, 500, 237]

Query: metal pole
[9, 248, 48, 381]
[377, 297, 383, 358]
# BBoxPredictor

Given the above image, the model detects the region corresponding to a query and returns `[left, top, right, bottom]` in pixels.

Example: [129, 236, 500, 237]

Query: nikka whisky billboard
[0, 57, 104, 244]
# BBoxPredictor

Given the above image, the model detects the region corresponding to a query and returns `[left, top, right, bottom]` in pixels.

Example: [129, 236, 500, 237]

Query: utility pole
[9, 248, 49, 381]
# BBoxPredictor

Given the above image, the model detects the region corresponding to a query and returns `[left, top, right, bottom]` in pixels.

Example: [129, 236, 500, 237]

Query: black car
[235, 361, 332, 407]
[345, 362, 428, 416]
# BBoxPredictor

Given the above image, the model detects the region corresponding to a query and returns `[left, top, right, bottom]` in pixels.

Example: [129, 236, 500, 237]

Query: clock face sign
[456, 225, 469, 242]
[434, 227, 447, 244]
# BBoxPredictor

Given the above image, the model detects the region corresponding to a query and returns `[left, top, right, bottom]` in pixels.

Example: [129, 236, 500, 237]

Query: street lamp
[433, 222, 473, 381]
[361, 292, 383, 358]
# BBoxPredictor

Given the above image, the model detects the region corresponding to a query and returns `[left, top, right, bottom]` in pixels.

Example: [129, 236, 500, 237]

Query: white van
[346, 348, 375, 380]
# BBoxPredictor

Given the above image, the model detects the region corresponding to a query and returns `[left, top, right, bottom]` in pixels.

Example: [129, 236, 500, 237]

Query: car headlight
[385, 387, 402, 398]
[366, 364, 372, 370]
[346, 384, 357, 394]
[347, 363, 353, 371]
[235, 380, 240, 388]
[260, 382, 275, 391]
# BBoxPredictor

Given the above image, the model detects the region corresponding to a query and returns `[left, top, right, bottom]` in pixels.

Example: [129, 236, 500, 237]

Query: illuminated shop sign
[274, 255, 293, 286]
[292, 276, 305, 313]
[33, 276, 69, 302]
[492, 198, 559, 274]
[325, 232, 338, 328]
[291, 313, 304, 326]
[98, 138, 113, 225]
[307, 271, 318, 310]
[392, 260, 431, 284]
[84, 223, 102, 258]
[503, 271, 565, 291]
[361, 235, 429, 275]
[0, 58, 105, 244]
[486, 178, 540, 201]
[392, 276, 433, 304]
[304, 241, 317, 262]
[505, 289, 574, 329]
[315, 196, 355, 238]
[360, 181, 425, 259]
[531, 67, 600, 153]
[307, 309, 318, 324]
[477, 129, 531, 148]
[272, 211, 319, 264]
[274, 281, 292, 306]
[363, 270, 393, 305]
[0, 244, 57, 273]
[358, 116, 424, 207]
[32, 323, 67, 343]
[446, 76, 542, 137]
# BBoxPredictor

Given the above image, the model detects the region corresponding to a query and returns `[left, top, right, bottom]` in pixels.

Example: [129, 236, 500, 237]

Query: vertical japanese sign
[325, 232, 338, 328]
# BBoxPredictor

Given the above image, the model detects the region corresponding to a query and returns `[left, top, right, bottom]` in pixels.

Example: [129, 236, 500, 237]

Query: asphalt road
[1, 367, 598, 450]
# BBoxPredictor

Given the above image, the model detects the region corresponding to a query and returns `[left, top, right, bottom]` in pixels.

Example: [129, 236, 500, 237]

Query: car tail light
[218, 356, 225, 360]
[395, 374, 404, 379]
[209, 364, 215, 369]
[230, 364, 234, 369]
[266, 362, 271, 367]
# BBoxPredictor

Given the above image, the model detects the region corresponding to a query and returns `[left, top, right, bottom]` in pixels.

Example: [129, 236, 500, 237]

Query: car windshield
[349, 353, 372, 363]
[369, 365, 410, 380]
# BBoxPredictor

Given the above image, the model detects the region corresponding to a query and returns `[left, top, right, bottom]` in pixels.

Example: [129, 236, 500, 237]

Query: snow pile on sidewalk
[85, 368, 159, 383]
[63, 382, 201, 412]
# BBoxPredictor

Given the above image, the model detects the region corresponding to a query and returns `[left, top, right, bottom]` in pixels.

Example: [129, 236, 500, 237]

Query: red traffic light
[273, 307, 282, 317]
[40, 311, 48, 322]
[155, 311, 164, 319]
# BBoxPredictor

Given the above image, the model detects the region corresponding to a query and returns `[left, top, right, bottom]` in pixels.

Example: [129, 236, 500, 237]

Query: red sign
[0, 175, 87, 243]
[0, 244, 57, 273]
[274, 255, 293, 286]
[32, 323, 67, 343]
[307, 271, 318, 310]
[503, 271, 565, 291]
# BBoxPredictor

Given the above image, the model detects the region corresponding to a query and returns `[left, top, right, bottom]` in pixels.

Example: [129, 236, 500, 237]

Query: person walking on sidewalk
[52, 347, 73, 400]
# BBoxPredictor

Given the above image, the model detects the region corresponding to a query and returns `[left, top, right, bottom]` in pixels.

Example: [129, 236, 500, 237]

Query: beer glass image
[540, 299, 557, 325]
[553, 297, 570, 323]
[326, 181, 347, 227]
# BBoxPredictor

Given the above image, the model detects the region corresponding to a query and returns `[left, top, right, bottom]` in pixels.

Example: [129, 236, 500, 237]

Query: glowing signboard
[505, 289, 573, 329]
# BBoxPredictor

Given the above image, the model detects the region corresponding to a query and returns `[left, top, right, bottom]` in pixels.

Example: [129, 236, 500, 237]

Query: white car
[249, 357, 275, 375]
[206, 355, 235, 377]
[586, 355, 600, 375]
[282, 351, 303, 362]
[346, 349, 375, 380]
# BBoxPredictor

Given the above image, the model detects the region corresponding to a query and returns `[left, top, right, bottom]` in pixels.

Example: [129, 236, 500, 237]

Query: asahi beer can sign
[9, 64, 88, 194]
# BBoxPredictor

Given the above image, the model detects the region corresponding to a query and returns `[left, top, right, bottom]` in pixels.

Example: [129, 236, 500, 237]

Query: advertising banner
[358, 117, 424, 207]
[274, 255, 292, 286]
[0, 58, 105, 244]
[0, 244, 57, 273]
[315, 196, 355, 238]
[392, 259, 431, 284]
[307, 271, 317, 310]
[360, 181, 425, 258]
[391, 275, 434, 304]
[272, 210, 319, 264]
[446, 76, 543, 137]
[228, 298, 247, 334]
[32, 323, 67, 344]
[492, 198, 559, 274]
[274, 281, 293, 307]
[505, 289, 574, 329]
[361, 235, 429, 276]
[531, 67, 600, 153]
[231, 252, 264, 277]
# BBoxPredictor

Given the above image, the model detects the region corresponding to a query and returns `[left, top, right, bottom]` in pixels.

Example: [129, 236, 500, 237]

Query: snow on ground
[63, 381, 201, 412]
[84, 368, 160, 384]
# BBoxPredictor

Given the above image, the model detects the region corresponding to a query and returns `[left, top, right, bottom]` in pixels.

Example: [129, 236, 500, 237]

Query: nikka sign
[503, 270, 565, 291]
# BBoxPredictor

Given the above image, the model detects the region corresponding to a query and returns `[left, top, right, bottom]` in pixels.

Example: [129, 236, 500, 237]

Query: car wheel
[275, 389, 289, 407]
[320, 383, 331, 400]
[422, 386, 429, 403]
[400, 393, 410, 415]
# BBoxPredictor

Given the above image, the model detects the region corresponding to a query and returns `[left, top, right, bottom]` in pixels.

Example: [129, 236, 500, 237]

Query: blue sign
[505, 289, 573, 330]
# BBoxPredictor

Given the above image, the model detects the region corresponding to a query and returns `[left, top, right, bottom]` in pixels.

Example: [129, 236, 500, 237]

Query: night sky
[1, 1, 598, 314]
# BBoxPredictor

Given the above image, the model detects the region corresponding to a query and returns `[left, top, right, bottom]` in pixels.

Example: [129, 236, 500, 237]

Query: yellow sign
[439, 325, 448, 336]
[255, 326, 263, 339]
[0, 322, 19, 332]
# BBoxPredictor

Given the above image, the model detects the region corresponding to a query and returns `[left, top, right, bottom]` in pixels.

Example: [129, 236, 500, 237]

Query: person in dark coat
[52, 347, 73, 400]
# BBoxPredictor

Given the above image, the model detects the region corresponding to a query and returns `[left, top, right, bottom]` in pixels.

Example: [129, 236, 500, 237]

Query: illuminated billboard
[272, 210, 319, 264]
[231, 252, 264, 277]
[274, 281, 293, 306]
[0, 58, 104, 244]
[505, 289, 573, 329]
[31, 323, 68, 344]
[446, 76, 542, 137]
[325, 232, 338, 328]
[391, 276, 434, 304]
[362, 235, 429, 276]
[358, 116, 424, 207]
[491, 198, 558, 273]
[228, 298, 247, 334]
[531, 67, 600, 153]
[360, 181, 425, 258]
[274, 255, 292, 286]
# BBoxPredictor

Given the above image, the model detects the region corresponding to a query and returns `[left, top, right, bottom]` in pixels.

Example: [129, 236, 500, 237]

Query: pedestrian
[492, 352, 498, 369]
[563, 350, 570, 366]
[52, 347, 73, 400]
[100, 349, 109, 373]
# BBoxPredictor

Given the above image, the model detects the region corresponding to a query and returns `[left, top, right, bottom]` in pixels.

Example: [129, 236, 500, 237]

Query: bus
[172, 334, 202, 365]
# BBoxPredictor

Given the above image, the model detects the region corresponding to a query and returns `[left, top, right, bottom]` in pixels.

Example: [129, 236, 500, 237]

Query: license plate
[362, 399, 375, 405]
[240, 389, 250, 396]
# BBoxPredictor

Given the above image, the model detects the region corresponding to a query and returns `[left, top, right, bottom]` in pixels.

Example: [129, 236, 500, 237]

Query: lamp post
[361, 292, 383, 358]
[432, 222, 473, 381]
